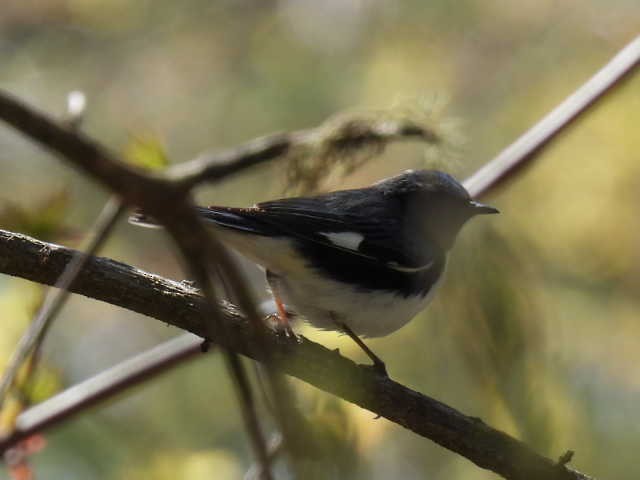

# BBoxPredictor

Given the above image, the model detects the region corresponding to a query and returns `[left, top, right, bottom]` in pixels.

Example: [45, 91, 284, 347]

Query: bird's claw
[200, 339, 212, 353]
[360, 361, 389, 378]
[373, 361, 389, 377]
[266, 314, 301, 343]
[180, 279, 199, 290]
[276, 324, 302, 343]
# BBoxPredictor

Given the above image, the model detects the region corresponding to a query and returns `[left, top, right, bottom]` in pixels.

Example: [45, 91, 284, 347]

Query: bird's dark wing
[197, 189, 435, 271]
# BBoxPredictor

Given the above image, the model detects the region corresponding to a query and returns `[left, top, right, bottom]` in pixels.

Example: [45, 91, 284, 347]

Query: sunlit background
[1, 1, 639, 479]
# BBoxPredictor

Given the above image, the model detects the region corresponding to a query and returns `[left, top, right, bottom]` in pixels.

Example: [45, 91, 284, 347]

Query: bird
[130, 169, 498, 375]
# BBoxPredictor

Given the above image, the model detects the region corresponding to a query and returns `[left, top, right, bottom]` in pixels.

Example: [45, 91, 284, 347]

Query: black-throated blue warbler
[131, 170, 498, 375]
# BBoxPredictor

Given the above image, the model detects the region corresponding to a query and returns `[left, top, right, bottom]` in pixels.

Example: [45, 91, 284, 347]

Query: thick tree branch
[0, 229, 592, 480]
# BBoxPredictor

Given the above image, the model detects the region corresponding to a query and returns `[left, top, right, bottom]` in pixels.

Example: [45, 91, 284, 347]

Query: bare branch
[164, 203, 307, 477]
[464, 35, 640, 198]
[226, 353, 273, 480]
[0, 90, 158, 203]
[166, 210, 276, 480]
[245, 433, 284, 480]
[168, 110, 443, 191]
[0, 229, 593, 480]
[1, 334, 205, 448]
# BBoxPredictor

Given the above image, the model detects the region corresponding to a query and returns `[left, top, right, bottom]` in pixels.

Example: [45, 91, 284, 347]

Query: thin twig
[226, 354, 273, 480]
[168, 113, 442, 190]
[464, 35, 640, 198]
[166, 211, 275, 480]
[169, 132, 294, 187]
[0, 197, 124, 412]
[2, 334, 205, 447]
[0, 90, 156, 201]
[169, 203, 302, 479]
[245, 433, 284, 480]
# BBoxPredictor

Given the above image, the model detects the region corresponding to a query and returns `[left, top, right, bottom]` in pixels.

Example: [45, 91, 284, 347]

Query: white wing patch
[128, 216, 163, 229]
[319, 231, 364, 251]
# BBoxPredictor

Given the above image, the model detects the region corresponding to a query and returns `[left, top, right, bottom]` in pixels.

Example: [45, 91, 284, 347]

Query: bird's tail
[128, 210, 162, 229]
[129, 206, 267, 235]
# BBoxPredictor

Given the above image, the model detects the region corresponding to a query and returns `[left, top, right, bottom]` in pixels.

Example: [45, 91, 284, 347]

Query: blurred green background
[1, 1, 639, 479]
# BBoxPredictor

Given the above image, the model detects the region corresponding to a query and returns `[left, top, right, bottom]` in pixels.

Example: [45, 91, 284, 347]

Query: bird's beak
[469, 200, 499, 215]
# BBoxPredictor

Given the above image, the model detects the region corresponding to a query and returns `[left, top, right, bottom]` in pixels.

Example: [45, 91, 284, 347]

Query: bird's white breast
[276, 266, 444, 338]
[211, 228, 445, 337]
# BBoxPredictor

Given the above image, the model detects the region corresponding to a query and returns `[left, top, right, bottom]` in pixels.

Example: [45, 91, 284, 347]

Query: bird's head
[377, 170, 498, 251]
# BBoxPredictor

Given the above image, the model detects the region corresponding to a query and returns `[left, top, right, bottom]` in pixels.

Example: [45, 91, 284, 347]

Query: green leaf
[124, 133, 170, 171]
[0, 189, 72, 242]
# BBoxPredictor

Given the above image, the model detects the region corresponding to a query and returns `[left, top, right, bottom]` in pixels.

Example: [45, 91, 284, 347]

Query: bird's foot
[366, 359, 389, 378]
[200, 339, 212, 353]
[276, 324, 303, 344]
[180, 279, 199, 289]
[335, 320, 389, 378]
[266, 313, 301, 343]
[276, 321, 297, 339]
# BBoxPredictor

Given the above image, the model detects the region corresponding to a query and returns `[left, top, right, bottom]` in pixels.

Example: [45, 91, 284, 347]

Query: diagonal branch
[0, 229, 593, 480]
[168, 113, 442, 190]
[464, 35, 640, 198]
[4, 334, 205, 444]
[0, 91, 155, 202]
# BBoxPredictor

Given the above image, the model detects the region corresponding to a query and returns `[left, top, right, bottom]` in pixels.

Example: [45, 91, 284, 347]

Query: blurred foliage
[289, 394, 360, 479]
[0, 194, 68, 441]
[282, 101, 448, 194]
[120, 449, 243, 480]
[123, 133, 170, 171]
[0, 189, 73, 243]
[0, 1, 639, 479]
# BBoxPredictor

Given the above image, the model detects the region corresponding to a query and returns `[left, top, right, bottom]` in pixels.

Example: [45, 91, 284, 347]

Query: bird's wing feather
[197, 191, 434, 270]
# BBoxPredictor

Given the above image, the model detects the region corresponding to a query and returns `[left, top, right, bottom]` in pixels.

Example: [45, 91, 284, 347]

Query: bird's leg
[334, 318, 388, 377]
[273, 292, 296, 338]
[266, 270, 296, 338]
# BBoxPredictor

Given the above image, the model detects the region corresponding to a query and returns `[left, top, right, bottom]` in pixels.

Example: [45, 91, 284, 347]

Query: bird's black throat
[294, 239, 446, 298]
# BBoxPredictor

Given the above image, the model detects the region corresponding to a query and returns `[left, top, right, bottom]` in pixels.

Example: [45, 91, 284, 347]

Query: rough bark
[0, 229, 592, 480]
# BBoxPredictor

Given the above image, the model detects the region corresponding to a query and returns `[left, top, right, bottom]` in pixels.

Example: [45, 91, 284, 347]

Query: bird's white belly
[277, 270, 441, 338]
[211, 231, 444, 337]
